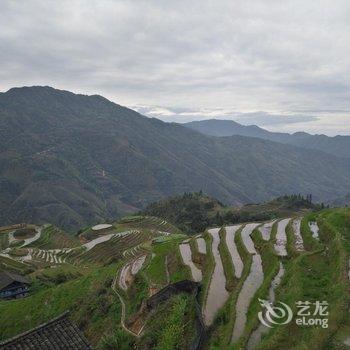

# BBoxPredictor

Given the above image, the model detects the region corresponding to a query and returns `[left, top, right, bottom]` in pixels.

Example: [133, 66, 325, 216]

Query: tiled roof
[0, 271, 30, 291]
[0, 312, 92, 350]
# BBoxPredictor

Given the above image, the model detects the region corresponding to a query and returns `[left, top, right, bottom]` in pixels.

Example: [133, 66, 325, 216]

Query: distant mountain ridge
[1, 86, 350, 231]
[184, 119, 350, 158]
[329, 194, 350, 207]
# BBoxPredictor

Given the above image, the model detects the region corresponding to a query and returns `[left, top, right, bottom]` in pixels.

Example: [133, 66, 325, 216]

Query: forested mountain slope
[1, 86, 349, 231]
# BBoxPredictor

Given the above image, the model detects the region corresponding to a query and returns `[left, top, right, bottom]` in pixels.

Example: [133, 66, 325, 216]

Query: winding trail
[225, 225, 243, 278]
[112, 272, 140, 337]
[203, 228, 229, 326]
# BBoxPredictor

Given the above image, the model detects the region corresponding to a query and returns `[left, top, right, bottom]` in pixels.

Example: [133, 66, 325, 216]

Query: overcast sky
[1, 0, 349, 135]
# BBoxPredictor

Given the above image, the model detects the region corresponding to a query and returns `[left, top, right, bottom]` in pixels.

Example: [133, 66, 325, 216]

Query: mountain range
[1, 86, 349, 231]
[185, 119, 350, 158]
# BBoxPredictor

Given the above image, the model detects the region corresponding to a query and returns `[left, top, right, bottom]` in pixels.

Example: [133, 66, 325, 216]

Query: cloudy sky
[1, 0, 349, 135]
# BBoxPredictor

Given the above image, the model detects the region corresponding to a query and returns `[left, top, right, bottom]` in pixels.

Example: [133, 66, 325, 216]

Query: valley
[1, 87, 350, 232]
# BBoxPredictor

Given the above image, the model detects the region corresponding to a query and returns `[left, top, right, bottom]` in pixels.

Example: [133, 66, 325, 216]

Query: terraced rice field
[3, 209, 350, 350]
[173, 213, 342, 349]
[203, 228, 229, 326]
[83, 231, 131, 251]
[274, 218, 290, 256]
[119, 255, 147, 291]
[225, 225, 243, 278]
[179, 243, 202, 282]
[231, 223, 264, 342]
[247, 262, 285, 349]
[258, 220, 275, 241]
[79, 230, 152, 264]
[292, 218, 305, 251]
[196, 237, 207, 254]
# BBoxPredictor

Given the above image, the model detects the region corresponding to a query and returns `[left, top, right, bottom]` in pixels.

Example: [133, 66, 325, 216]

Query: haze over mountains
[185, 119, 350, 158]
[1, 86, 349, 231]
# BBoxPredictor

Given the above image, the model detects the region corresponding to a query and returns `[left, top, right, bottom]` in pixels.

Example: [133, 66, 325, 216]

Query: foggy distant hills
[185, 119, 350, 158]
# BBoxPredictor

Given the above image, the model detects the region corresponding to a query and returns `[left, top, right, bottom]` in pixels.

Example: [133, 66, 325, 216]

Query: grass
[233, 227, 280, 349]
[285, 218, 298, 258]
[140, 293, 196, 350]
[198, 230, 215, 307]
[0, 233, 9, 251]
[144, 236, 190, 287]
[29, 225, 78, 249]
[0, 263, 122, 346]
[218, 227, 235, 291]
[208, 224, 252, 348]
[152, 233, 187, 244]
[125, 273, 149, 317]
[2, 209, 350, 349]
[117, 216, 183, 235]
[79, 230, 152, 265]
[256, 209, 349, 349]
[0, 255, 33, 274]
[300, 213, 323, 251]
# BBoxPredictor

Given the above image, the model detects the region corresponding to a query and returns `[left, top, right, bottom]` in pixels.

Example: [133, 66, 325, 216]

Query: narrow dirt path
[111, 270, 140, 337]
[165, 255, 170, 284]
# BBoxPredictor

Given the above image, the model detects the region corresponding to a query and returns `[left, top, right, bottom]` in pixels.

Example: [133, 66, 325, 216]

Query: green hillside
[1, 206, 350, 349]
[141, 192, 322, 234]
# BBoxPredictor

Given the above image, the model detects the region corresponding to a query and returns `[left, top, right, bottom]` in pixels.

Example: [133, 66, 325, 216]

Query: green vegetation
[218, 227, 235, 291]
[144, 236, 190, 287]
[2, 87, 349, 233]
[234, 228, 280, 349]
[140, 293, 196, 350]
[142, 192, 323, 234]
[208, 225, 252, 348]
[197, 231, 215, 308]
[256, 209, 349, 349]
[0, 263, 122, 346]
[1, 201, 350, 350]
[30, 225, 78, 249]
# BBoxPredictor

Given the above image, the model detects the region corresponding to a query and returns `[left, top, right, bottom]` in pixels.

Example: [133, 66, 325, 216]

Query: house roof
[0, 312, 92, 349]
[0, 271, 30, 291]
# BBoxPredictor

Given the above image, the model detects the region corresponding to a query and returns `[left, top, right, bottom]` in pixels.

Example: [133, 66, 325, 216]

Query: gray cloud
[0, 0, 349, 135]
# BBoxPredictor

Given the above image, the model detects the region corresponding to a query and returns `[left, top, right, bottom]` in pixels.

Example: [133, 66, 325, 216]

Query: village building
[0, 271, 30, 300]
[0, 312, 92, 349]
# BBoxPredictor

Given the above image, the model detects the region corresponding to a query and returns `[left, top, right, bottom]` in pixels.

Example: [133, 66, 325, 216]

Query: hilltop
[1, 86, 350, 231]
[141, 192, 322, 234]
